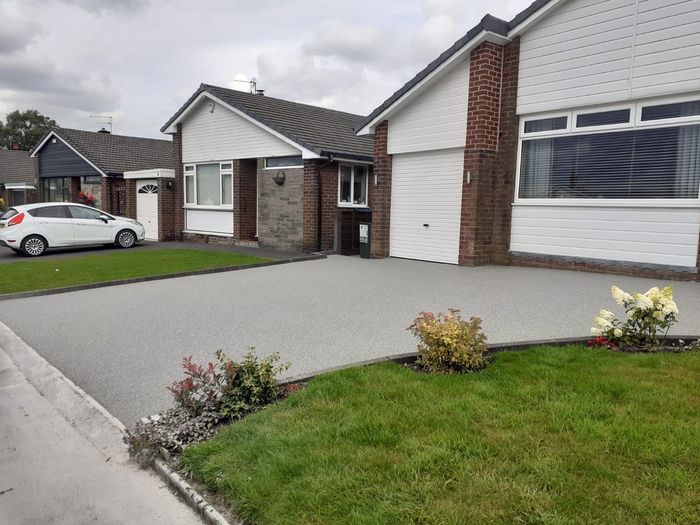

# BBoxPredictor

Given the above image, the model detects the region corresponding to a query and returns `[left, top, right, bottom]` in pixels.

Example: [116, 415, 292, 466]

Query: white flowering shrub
[591, 286, 678, 350]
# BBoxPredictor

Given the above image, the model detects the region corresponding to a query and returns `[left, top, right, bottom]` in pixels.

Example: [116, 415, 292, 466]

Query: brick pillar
[69, 176, 81, 202]
[303, 159, 320, 252]
[368, 120, 391, 258]
[320, 161, 339, 251]
[459, 41, 504, 266]
[233, 160, 242, 239]
[234, 159, 257, 241]
[158, 124, 184, 241]
[124, 179, 136, 219]
[100, 177, 111, 212]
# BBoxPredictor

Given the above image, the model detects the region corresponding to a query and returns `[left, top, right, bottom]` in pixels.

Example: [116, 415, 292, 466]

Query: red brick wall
[124, 179, 136, 219]
[69, 176, 82, 203]
[158, 124, 184, 241]
[303, 159, 320, 252]
[320, 161, 340, 251]
[234, 159, 257, 241]
[368, 120, 391, 258]
[100, 177, 111, 212]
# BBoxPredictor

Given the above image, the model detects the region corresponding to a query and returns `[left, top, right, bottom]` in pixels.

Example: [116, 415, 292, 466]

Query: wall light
[272, 170, 286, 186]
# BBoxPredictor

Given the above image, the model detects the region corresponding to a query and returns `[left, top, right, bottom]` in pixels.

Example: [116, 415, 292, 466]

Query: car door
[30, 205, 74, 246]
[68, 205, 115, 244]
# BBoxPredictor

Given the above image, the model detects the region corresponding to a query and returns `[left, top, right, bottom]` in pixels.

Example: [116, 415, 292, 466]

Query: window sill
[183, 206, 234, 211]
[512, 200, 700, 208]
[337, 203, 369, 209]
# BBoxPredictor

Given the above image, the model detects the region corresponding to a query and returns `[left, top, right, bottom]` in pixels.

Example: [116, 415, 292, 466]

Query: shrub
[125, 349, 288, 463]
[591, 286, 679, 350]
[408, 309, 488, 374]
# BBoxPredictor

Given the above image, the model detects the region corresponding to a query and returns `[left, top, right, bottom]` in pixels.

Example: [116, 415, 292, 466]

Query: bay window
[338, 165, 368, 207]
[183, 162, 233, 207]
[518, 98, 700, 202]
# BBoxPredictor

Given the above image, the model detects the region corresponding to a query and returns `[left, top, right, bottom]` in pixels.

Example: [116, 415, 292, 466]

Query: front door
[136, 181, 158, 240]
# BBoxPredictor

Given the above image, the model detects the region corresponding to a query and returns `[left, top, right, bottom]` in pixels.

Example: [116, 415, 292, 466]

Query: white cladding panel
[390, 148, 464, 264]
[510, 205, 700, 267]
[387, 59, 469, 155]
[518, 0, 700, 114]
[185, 209, 234, 235]
[181, 100, 299, 163]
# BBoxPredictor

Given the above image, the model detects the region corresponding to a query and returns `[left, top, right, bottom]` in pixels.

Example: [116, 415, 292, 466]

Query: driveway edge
[0, 321, 232, 525]
[0, 253, 326, 301]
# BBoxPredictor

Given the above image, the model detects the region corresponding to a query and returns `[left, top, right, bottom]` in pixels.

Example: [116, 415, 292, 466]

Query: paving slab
[0, 325, 203, 525]
[1, 255, 698, 427]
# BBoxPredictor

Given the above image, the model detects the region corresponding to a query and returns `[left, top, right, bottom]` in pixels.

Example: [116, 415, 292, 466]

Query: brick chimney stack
[10, 143, 21, 150]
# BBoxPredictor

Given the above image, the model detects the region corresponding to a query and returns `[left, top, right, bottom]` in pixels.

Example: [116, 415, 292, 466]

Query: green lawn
[0, 248, 270, 294]
[183, 346, 700, 525]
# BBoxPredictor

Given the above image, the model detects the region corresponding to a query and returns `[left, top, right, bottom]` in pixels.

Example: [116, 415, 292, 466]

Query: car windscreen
[0, 208, 18, 221]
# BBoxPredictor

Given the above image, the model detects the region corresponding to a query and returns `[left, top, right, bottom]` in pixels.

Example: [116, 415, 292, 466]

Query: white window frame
[263, 156, 303, 170]
[515, 95, 700, 208]
[337, 164, 369, 208]
[183, 161, 234, 210]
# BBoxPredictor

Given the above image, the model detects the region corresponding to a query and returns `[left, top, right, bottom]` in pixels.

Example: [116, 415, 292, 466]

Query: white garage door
[136, 180, 159, 241]
[390, 148, 464, 264]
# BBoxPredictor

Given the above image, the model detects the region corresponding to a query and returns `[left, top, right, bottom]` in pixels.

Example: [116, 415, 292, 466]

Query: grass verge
[0, 248, 270, 294]
[183, 346, 700, 525]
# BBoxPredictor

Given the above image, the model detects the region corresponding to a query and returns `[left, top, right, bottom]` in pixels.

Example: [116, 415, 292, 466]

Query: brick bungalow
[160, 84, 373, 253]
[30, 128, 173, 240]
[0, 145, 38, 208]
[356, 0, 700, 281]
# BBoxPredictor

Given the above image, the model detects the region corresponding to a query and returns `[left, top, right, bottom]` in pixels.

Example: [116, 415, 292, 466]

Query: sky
[0, 0, 531, 139]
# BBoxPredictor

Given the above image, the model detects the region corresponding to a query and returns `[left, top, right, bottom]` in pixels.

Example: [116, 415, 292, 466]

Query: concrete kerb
[0, 321, 233, 525]
[0, 253, 326, 301]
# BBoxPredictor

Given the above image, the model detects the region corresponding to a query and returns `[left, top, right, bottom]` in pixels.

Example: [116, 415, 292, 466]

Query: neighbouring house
[357, 0, 700, 280]
[160, 84, 373, 253]
[30, 128, 173, 240]
[0, 144, 38, 208]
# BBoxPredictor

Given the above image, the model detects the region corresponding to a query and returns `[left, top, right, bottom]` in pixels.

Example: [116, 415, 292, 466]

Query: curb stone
[0, 253, 326, 301]
[0, 321, 231, 525]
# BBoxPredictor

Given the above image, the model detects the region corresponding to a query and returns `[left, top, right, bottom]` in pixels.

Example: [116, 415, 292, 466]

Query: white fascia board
[356, 31, 510, 136]
[29, 131, 108, 177]
[123, 168, 176, 179]
[163, 91, 321, 159]
[4, 183, 35, 189]
[508, 0, 565, 37]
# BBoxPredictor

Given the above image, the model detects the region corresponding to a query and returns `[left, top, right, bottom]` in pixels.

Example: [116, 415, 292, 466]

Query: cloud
[55, 0, 150, 13]
[303, 21, 381, 62]
[0, 7, 42, 54]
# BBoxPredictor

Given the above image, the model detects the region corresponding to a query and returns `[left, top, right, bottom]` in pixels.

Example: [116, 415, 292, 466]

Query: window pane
[220, 163, 232, 171]
[42, 177, 70, 202]
[265, 156, 303, 168]
[32, 206, 69, 218]
[524, 116, 567, 133]
[642, 100, 700, 121]
[196, 164, 220, 206]
[576, 109, 630, 127]
[68, 206, 102, 219]
[184, 165, 195, 172]
[221, 173, 232, 206]
[185, 175, 195, 204]
[339, 166, 352, 203]
[353, 167, 367, 205]
[83, 176, 101, 184]
[519, 124, 700, 199]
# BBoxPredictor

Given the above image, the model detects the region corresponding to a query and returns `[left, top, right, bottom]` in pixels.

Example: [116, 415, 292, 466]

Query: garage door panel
[390, 148, 464, 264]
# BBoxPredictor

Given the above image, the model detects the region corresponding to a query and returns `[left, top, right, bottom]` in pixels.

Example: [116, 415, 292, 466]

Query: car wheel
[21, 235, 47, 257]
[116, 229, 136, 249]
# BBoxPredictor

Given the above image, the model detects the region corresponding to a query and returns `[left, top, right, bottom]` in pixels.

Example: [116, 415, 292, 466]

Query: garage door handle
[422, 223, 429, 228]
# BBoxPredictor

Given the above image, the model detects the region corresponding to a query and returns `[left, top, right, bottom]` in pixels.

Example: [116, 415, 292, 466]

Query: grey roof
[162, 84, 374, 161]
[39, 128, 174, 175]
[0, 150, 38, 185]
[357, 0, 555, 131]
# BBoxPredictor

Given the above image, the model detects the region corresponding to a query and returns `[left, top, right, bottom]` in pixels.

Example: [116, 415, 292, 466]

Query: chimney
[10, 142, 21, 150]
[97, 127, 110, 134]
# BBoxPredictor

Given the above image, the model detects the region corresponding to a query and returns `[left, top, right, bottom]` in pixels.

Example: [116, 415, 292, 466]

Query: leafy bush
[408, 309, 488, 374]
[125, 349, 288, 464]
[591, 286, 679, 350]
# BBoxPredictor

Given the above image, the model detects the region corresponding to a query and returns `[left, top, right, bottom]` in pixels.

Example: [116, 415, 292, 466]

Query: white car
[0, 202, 146, 257]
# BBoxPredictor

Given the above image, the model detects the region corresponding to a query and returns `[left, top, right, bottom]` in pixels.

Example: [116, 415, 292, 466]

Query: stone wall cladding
[368, 121, 391, 258]
[158, 125, 184, 241]
[259, 159, 304, 252]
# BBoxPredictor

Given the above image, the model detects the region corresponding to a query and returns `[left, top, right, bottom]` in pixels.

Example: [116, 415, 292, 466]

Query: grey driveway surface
[1, 255, 698, 426]
[0, 240, 300, 264]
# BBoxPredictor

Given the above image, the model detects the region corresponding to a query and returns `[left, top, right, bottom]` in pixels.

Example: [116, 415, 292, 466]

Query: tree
[0, 110, 57, 151]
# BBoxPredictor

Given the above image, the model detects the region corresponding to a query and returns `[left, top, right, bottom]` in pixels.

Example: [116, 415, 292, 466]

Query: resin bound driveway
[1, 256, 699, 426]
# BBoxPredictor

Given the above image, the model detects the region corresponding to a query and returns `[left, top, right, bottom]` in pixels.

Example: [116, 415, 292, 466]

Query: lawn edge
[0, 253, 326, 301]
[278, 335, 700, 385]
